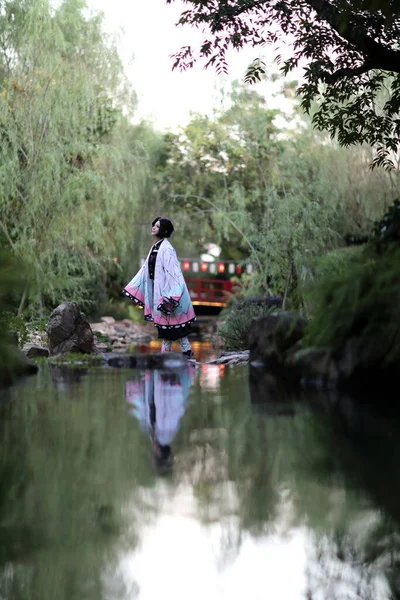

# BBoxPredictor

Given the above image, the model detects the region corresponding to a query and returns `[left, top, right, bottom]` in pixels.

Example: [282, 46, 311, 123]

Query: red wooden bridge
[181, 258, 252, 308]
[186, 278, 235, 307]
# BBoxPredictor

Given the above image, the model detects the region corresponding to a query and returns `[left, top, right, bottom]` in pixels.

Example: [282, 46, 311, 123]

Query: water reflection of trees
[301, 388, 400, 600]
[175, 367, 400, 598]
[1, 363, 400, 598]
[0, 367, 160, 600]
[305, 528, 393, 600]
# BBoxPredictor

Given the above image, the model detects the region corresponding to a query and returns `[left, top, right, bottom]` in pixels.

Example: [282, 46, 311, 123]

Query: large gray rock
[249, 312, 307, 367]
[47, 302, 94, 356]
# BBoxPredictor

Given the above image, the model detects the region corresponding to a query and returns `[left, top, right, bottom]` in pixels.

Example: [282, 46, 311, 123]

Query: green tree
[0, 0, 149, 316]
[157, 80, 400, 305]
[167, 0, 400, 167]
[156, 84, 324, 298]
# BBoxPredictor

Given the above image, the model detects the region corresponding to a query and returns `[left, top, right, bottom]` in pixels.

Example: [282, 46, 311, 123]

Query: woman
[122, 217, 196, 358]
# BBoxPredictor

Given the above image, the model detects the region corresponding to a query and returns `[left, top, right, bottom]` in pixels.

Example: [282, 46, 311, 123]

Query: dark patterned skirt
[157, 323, 192, 340]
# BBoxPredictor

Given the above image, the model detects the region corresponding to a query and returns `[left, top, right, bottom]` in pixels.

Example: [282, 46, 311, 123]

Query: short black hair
[152, 216, 174, 238]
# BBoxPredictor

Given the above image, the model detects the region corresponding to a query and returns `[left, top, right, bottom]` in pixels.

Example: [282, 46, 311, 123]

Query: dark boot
[182, 349, 194, 359]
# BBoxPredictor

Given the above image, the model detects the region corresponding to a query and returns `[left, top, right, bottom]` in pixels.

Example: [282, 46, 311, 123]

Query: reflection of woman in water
[122, 217, 196, 358]
[126, 366, 195, 469]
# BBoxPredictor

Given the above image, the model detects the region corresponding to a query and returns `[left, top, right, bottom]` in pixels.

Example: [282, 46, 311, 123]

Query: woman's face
[151, 220, 161, 237]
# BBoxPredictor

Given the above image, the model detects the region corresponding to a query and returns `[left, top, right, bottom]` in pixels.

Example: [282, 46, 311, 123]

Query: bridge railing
[186, 278, 235, 307]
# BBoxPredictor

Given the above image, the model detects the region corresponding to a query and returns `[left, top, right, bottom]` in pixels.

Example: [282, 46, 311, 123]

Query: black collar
[152, 238, 164, 251]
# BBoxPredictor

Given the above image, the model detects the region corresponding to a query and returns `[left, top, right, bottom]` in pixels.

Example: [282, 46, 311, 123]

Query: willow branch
[169, 193, 264, 273]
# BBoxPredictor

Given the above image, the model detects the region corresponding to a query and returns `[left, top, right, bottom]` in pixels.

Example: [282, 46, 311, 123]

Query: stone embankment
[248, 310, 397, 392]
[17, 301, 250, 369]
[9, 299, 393, 396]
[89, 316, 154, 352]
[21, 304, 156, 360]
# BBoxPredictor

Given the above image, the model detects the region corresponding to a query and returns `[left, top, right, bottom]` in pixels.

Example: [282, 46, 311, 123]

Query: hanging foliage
[0, 0, 148, 314]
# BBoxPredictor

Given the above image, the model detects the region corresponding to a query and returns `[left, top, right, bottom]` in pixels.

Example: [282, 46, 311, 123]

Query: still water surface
[0, 345, 399, 599]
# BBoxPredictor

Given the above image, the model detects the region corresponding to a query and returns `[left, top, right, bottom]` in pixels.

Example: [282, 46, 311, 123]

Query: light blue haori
[122, 239, 196, 331]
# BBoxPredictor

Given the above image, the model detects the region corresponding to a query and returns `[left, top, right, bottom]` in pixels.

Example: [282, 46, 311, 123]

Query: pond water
[0, 345, 399, 600]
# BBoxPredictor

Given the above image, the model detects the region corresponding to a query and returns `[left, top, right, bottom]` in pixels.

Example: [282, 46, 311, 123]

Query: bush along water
[302, 199, 400, 385]
[218, 298, 282, 351]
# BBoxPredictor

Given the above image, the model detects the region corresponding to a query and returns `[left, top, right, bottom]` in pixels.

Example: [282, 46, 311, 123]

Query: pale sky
[88, 0, 296, 131]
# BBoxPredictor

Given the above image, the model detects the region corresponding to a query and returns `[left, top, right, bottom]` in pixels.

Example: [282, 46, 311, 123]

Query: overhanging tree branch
[306, 0, 400, 74]
[323, 61, 374, 83]
[169, 193, 264, 273]
[168, 0, 400, 166]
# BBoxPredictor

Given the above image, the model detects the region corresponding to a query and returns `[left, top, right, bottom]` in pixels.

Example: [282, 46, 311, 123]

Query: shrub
[303, 247, 400, 366]
[218, 302, 280, 351]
